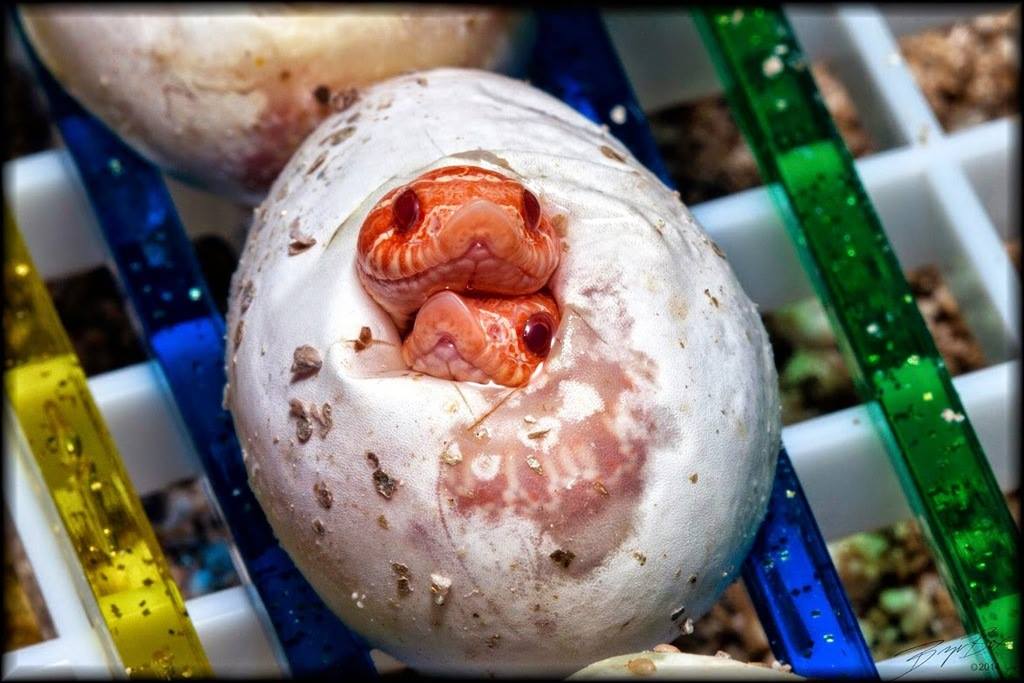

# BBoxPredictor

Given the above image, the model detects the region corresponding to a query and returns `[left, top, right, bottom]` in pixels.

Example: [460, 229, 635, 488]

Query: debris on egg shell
[240, 281, 255, 313]
[312, 402, 333, 438]
[600, 145, 626, 162]
[550, 549, 576, 569]
[290, 345, 322, 380]
[626, 657, 657, 675]
[313, 481, 333, 509]
[430, 574, 452, 606]
[440, 442, 463, 466]
[373, 468, 398, 499]
[354, 326, 373, 351]
[288, 219, 317, 255]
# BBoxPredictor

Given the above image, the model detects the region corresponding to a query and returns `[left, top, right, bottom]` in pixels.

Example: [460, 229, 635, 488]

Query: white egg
[225, 68, 781, 676]
[20, 6, 525, 202]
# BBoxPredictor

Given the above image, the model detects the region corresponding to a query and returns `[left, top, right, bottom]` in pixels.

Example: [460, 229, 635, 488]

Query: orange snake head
[356, 165, 562, 387]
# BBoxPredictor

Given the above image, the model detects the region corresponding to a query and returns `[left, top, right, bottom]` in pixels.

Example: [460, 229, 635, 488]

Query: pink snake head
[356, 165, 562, 387]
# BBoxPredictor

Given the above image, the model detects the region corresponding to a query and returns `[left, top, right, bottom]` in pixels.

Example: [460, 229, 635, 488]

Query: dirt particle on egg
[289, 400, 313, 443]
[415, 76, 428, 87]
[396, 576, 412, 596]
[296, 417, 313, 443]
[689, 472, 699, 484]
[704, 288, 720, 307]
[525, 456, 543, 475]
[688, 573, 698, 584]
[288, 219, 317, 255]
[627, 657, 657, 676]
[430, 574, 452, 606]
[709, 239, 727, 259]
[633, 551, 647, 566]
[600, 144, 626, 162]
[239, 281, 255, 313]
[440, 442, 463, 466]
[486, 634, 501, 649]
[291, 345, 322, 380]
[549, 549, 576, 569]
[312, 519, 325, 535]
[325, 126, 356, 146]
[373, 468, 398, 499]
[671, 606, 686, 621]
[312, 85, 331, 105]
[331, 87, 360, 112]
[680, 617, 695, 634]
[312, 402, 332, 438]
[305, 152, 327, 176]
[366, 452, 380, 469]
[313, 481, 333, 509]
[354, 326, 373, 351]
[653, 643, 681, 653]
[289, 398, 307, 418]
[594, 480, 609, 496]
[377, 515, 389, 530]
[233, 320, 245, 349]
[391, 562, 410, 577]
[550, 213, 568, 237]
[523, 415, 537, 424]
[526, 428, 551, 440]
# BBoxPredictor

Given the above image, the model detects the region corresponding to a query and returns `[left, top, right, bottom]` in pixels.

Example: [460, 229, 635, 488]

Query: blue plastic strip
[527, 10, 674, 186]
[14, 17, 376, 678]
[744, 452, 878, 677]
[527, 9, 876, 677]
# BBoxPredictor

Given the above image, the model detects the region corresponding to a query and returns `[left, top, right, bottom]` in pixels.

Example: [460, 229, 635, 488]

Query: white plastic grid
[2, 5, 1018, 679]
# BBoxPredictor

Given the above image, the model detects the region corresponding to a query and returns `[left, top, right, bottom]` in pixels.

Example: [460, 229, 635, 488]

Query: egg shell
[569, 651, 801, 680]
[20, 6, 523, 203]
[225, 68, 781, 676]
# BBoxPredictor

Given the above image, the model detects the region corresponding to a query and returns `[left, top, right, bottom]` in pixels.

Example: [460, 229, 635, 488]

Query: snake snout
[402, 291, 490, 383]
[439, 198, 521, 260]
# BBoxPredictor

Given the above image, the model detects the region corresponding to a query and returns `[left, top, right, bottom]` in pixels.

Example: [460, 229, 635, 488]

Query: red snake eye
[522, 312, 554, 357]
[392, 188, 420, 234]
[521, 189, 541, 232]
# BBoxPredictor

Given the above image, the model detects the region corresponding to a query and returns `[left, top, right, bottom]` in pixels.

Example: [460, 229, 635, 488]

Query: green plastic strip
[693, 8, 1019, 678]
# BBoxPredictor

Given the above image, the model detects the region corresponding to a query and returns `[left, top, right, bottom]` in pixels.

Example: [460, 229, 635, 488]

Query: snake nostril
[522, 312, 554, 357]
[521, 188, 541, 232]
[393, 187, 420, 234]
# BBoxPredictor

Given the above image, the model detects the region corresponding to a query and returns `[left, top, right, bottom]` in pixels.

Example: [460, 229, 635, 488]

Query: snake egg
[20, 6, 525, 203]
[226, 68, 781, 676]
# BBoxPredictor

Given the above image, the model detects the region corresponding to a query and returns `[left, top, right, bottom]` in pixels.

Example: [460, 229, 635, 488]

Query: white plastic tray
[3, 5, 1019, 679]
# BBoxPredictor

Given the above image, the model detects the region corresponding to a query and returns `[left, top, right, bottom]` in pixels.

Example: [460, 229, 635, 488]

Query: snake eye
[522, 312, 554, 357]
[521, 189, 541, 232]
[392, 188, 420, 234]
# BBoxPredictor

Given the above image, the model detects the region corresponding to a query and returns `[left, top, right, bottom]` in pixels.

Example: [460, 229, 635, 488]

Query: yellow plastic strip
[3, 207, 212, 678]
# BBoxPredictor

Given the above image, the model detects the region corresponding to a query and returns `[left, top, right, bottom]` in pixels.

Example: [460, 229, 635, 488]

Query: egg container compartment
[3, 5, 1018, 679]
